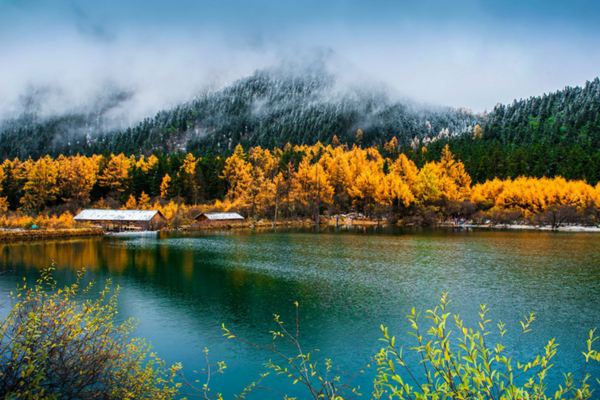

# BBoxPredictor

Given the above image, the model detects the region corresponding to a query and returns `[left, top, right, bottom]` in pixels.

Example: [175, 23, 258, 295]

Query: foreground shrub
[0, 267, 180, 399]
[220, 302, 364, 400]
[1, 270, 598, 399]
[373, 293, 600, 399]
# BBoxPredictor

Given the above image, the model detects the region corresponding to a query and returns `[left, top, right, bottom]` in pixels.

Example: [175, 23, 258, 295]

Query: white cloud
[0, 0, 598, 127]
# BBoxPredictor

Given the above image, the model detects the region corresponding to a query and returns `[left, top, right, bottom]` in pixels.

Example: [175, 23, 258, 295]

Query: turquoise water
[0, 226, 599, 397]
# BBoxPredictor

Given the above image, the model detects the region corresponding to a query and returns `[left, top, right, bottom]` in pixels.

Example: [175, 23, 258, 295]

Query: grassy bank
[0, 228, 104, 242]
[185, 219, 315, 231]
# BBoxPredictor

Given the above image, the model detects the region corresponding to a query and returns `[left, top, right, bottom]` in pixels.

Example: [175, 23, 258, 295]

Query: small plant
[373, 293, 600, 399]
[222, 302, 365, 400]
[0, 266, 181, 399]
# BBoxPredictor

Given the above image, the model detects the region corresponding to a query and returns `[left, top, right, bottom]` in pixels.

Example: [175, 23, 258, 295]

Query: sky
[1, 0, 599, 122]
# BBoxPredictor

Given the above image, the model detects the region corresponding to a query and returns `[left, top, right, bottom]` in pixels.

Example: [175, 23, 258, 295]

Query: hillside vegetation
[1, 68, 599, 185]
[1, 143, 600, 230]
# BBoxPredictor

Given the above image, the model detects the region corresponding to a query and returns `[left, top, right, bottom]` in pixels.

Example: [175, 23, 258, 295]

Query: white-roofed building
[73, 209, 165, 231]
[194, 212, 244, 225]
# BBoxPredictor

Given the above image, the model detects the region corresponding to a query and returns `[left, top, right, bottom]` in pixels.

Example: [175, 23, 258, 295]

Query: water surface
[0, 226, 598, 396]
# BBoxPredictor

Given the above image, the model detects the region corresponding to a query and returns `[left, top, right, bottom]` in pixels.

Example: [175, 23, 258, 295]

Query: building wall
[78, 218, 164, 231]
[196, 219, 244, 226]
[149, 214, 166, 230]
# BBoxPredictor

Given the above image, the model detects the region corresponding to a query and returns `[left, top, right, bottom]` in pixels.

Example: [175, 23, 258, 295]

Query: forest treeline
[1, 70, 599, 185]
[419, 77, 600, 184]
[1, 141, 600, 229]
[0, 66, 481, 158]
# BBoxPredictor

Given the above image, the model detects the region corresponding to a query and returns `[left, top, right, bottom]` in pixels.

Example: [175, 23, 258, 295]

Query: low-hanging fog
[1, 0, 599, 129]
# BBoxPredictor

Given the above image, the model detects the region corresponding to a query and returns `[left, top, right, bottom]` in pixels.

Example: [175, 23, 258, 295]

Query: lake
[0, 226, 599, 397]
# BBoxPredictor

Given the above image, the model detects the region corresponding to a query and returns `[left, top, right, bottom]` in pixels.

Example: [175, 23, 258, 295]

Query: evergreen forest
[1, 67, 599, 185]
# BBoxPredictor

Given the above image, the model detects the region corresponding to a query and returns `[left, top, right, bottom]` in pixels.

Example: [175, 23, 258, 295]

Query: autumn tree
[392, 154, 419, 192]
[332, 135, 340, 148]
[355, 129, 363, 147]
[281, 162, 300, 218]
[322, 149, 351, 211]
[473, 124, 483, 139]
[160, 174, 172, 199]
[221, 144, 253, 204]
[272, 172, 286, 224]
[0, 159, 20, 209]
[295, 158, 333, 219]
[383, 136, 399, 157]
[98, 154, 131, 197]
[57, 155, 98, 205]
[416, 162, 441, 204]
[439, 145, 472, 201]
[20, 156, 60, 211]
[348, 164, 381, 216]
[376, 174, 414, 212]
[176, 153, 200, 204]
[0, 165, 6, 212]
[138, 192, 151, 210]
[124, 194, 137, 210]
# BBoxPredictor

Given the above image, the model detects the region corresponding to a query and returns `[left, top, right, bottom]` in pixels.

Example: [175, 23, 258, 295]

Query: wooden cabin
[194, 212, 244, 225]
[73, 209, 166, 231]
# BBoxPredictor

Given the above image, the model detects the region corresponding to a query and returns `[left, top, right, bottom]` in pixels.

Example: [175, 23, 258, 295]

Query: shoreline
[467, 223, 600, 232]
[1, 221, 599, 244]
[186, 218, 600, 233]
[0, 228, 104, 243]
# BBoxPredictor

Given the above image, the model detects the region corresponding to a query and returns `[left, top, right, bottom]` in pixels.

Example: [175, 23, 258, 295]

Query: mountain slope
[0, 67, 481, 159]
[415, 78, 600, 184]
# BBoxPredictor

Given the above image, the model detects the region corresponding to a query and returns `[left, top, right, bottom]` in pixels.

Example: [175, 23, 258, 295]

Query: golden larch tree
[160, 174, 172, 199]
[124, 194, 137, 209]
[98, 154, 131, 194]
[221, 144, 253, 203]
[138, 192, 151, 210]
[58, 155, 99, 205]
[20, 155, 60, 211]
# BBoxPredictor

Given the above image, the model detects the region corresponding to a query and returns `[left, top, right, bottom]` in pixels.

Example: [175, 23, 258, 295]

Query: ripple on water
[1, 228, 599, 396]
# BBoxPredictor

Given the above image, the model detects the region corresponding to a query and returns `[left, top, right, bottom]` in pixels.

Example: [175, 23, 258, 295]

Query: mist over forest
[0, 56, 482, 159]
[1, 51, 600, 185]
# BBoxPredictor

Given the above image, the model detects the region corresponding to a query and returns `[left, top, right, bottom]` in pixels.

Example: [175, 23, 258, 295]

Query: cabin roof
[195, 212, 244, 221]
[73, 209, 164, 222]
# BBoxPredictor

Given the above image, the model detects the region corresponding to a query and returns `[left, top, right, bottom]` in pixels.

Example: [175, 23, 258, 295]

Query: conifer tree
[138, 191, 151, 210]
[124, 194, 137, 209]
[160, 174, 172, 199]
[21, 156, 60, 211]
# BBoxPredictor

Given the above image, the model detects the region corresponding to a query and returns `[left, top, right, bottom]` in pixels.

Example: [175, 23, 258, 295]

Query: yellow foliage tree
[295, 158, 333, 215]
[355, 129, 363, 147]
[439, 145, 472, 201]
[322, 150, 351, 207]
[124, 194, 137, 210]
[98, 154, 131, 194]
[348, 164, 381, 214]
[416, 162, 441, 203]
[384, 136, 399, 154]
[473, 124, 483, 139]
[178, 153, 201, 204]
[376, 174, 415, 209]
[221, 144, 253, 203]
[58, 155, 98, 204]
[20, 156, 60, 211]
[0, 165, 6, 212]
[392, 154, 419, 191]
[138, 192, 151, 210]
[160, 174, 172, 199]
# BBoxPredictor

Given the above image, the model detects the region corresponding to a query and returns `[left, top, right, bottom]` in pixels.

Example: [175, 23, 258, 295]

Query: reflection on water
[0, 226, 599, 397]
